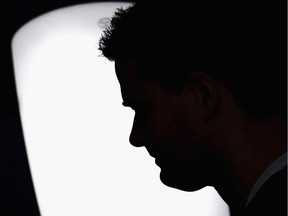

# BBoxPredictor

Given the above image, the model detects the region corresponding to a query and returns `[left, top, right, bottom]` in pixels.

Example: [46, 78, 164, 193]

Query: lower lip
[155, 158, 162, 166]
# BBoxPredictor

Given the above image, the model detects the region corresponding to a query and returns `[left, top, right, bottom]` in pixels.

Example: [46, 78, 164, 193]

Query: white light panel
[12, 2, 229, 216]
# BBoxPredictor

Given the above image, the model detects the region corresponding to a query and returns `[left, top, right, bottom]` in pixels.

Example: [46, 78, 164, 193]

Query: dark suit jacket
[244, 166, 287, 216]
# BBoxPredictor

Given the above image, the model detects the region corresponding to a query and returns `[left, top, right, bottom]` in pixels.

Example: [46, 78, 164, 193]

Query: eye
[135, 106, 151, 119]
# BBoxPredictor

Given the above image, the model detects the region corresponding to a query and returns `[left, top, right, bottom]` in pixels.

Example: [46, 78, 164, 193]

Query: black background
[0, 1, 133, 215]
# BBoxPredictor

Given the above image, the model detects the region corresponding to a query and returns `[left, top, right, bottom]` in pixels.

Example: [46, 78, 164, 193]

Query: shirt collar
[246, 152, 287, 207]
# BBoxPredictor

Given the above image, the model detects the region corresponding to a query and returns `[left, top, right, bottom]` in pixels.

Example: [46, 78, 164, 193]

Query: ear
[185, 71, 220, 120]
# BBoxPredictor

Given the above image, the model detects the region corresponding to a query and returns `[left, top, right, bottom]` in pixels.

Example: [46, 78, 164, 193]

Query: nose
[129, 116, 146, 147]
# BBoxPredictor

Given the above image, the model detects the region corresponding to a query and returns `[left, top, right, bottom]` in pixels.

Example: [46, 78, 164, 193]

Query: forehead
[115, 60, 137, 86]
[115, 60, 145, 97]
[114, 60, 162, 103]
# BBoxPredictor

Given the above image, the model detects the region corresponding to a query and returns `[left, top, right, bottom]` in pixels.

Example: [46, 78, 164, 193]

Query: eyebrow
[122, 100, 137, 109]
[122, 101, 131, 107]
[122, 100, 145, 110]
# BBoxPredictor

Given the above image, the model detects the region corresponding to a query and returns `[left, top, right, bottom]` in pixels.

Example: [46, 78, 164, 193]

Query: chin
[159, 169, 207, 192]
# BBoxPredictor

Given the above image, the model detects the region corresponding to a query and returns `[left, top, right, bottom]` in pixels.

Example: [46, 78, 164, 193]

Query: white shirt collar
[246, 152, 287, 207]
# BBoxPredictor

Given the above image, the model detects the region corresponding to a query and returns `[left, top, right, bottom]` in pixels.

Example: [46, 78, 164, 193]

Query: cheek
[147, 108, 190, 152]
[147, 107, 175, 140]
[153, 107, 207, 158]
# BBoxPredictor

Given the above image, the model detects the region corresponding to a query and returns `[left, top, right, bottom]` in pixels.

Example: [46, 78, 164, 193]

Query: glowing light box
[12, 2, 229, 216]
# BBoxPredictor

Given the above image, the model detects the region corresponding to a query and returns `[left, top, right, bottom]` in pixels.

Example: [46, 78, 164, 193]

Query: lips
[155, 157, 161, 166]
[145, 145, 167, 162]
[155, 157, 169, 168]
[145, 148, 165, 167]
[146, 148, 157, 158]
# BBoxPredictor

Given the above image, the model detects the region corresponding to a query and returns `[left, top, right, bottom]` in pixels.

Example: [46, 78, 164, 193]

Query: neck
[213, 116, 287, 211]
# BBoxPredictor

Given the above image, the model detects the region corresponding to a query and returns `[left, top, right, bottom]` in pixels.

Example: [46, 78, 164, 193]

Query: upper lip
[145, 147, 157, 158]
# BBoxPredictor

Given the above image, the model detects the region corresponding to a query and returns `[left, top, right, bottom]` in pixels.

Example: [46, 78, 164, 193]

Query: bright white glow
[12, 2, 230, 216]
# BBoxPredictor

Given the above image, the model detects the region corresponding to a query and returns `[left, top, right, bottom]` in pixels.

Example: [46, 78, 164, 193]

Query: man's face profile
[115, 60, 221, 192]
[98, 2, 287, 214]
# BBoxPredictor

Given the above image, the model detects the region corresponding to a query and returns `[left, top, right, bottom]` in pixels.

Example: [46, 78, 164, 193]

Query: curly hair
[98, 1, 286, 120]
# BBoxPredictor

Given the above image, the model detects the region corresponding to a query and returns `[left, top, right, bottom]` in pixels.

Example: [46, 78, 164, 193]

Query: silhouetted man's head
[98, 1, 286, 193]
[99, 1, 286, 120]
